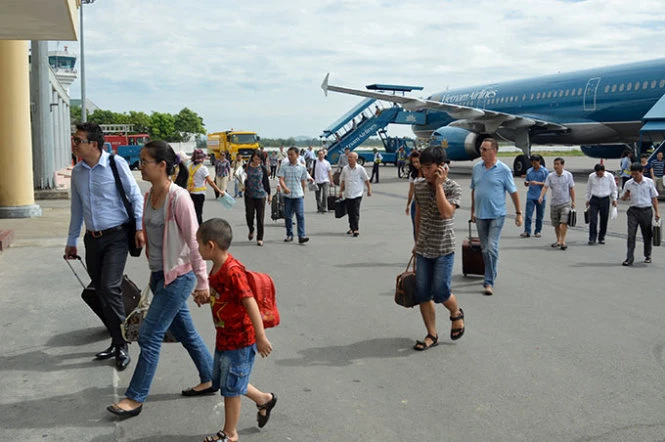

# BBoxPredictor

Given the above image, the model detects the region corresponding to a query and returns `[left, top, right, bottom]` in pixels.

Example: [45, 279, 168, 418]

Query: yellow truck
[207, 130, 260, 164]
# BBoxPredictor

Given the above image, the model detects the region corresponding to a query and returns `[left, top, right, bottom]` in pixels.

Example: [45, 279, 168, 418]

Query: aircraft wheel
[513, 155, 529, 176]
[357, 157, 366, 166]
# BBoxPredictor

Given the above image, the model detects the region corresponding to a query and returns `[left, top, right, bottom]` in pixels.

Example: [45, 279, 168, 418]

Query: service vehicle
[207, 130, 260, 164]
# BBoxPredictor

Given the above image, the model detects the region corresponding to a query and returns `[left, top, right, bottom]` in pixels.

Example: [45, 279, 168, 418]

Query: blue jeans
[283, 196, 306, 238]
[524, 198, 545, 235]
[414, 253, 454, 304]
[125, 271, 213, 403]
[475, 217, 506, 288]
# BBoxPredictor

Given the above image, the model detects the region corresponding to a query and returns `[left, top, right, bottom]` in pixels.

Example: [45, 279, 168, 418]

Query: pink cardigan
[143, 183, 208, 291]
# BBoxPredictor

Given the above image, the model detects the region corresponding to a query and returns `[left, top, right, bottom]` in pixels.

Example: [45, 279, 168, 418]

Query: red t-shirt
[209, 254, 255, 351]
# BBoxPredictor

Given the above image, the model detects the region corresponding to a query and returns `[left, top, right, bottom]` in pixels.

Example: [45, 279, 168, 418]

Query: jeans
[83, 228, 129, 347]
[589, 196, 610, 242]
[344, 197, 362, 231]
[475, 216, 506, 288]
[414, 253, 454, 304]
[626, 206, 653, 262]
[125, 271, 213, 403]
[524, 198, 545, 235]
[315, 182, 330, 212]
[245, 196, 266, 241]
[283, 196, 306, 238]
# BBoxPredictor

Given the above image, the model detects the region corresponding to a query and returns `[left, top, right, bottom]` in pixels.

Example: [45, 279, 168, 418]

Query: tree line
[70, 106, 206, 143]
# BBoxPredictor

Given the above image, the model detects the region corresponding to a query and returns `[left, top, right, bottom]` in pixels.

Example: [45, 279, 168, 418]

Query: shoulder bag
[109, 155, 143, 257]
[395, 254, 418, 308]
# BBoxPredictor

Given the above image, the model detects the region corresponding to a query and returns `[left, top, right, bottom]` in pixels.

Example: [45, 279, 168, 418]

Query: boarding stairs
[322, 87, 426, 164]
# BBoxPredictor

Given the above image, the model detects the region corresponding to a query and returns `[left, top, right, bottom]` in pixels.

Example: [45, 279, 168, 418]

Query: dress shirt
[67, 151, 144, 246]
[340, 164, 369, 199]
[622, 177, 658, 208]
[586, 171, 617, 201]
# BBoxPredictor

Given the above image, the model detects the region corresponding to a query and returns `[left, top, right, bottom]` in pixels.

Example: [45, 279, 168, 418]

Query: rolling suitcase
[462, 220, 485, 277]
[327, 185, 338, 212]
[65, 255, 140, 325]
[271, 189, 284, 220]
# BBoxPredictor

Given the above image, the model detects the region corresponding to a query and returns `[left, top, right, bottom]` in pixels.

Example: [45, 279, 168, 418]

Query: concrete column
[30, 41, 55, 190]
[0, 40, 41, 218]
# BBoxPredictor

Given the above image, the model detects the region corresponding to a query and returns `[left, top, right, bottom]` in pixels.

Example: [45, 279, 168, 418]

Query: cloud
[55, 0, 665, 138]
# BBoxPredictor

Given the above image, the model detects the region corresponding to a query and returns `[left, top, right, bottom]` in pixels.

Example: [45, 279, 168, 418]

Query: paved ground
[1, 156, 664, 442]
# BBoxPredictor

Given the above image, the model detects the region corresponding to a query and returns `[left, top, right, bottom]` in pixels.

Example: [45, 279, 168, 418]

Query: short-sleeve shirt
[470, 160, 517, 219]
[215, 159, 231, 178]
[313, 159, 332, 184]
[340, 164, 369, 199]
[544, 170, 575, 206]
[622, 177, 658, 207]
[278, 161, 308, 199]
[245, 165, 267, 199]
[209, 254, 255, 351]
[189, 163, 210, 195]
[525, 166, 549, 200]
[651, 159, 665, 178]
[414, 178, 461, 258]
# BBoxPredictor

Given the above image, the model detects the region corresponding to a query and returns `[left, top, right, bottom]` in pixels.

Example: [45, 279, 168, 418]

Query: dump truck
[207, 130, 260, 164]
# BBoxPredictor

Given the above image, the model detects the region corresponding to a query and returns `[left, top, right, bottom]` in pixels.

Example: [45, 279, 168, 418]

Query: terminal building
[0, 1, 79, 219]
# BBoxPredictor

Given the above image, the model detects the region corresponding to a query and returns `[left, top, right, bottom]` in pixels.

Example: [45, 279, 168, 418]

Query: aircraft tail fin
[321, 73, 330, 97]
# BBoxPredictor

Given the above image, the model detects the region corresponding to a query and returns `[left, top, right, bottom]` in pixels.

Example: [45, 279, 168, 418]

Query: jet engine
[429, 126, 484, 161]
[580, 144, 632, 159]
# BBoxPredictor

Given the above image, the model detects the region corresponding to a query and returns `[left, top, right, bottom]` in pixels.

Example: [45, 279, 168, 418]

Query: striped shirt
[414, 178, 461, 258]
[651, 159, 665, 178]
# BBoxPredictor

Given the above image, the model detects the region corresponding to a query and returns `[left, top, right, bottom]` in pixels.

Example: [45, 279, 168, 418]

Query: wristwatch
[516, 211, 522, 215]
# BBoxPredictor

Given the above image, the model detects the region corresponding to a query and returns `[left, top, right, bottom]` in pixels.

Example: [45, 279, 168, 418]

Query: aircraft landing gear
[513, 154, 529, 177]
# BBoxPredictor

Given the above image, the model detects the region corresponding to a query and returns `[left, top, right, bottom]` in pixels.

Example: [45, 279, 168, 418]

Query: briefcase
[327, 186, 338, 212]
[584, 208, 590, 224]
[653, 219, 662, 247]
[395, 254, 417, 308]
[334, 198, 347, 218]
[567, 208, 577, 227]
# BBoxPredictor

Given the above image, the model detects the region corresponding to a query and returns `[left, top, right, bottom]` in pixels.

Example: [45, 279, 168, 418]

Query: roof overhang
[0, 0, 78, 41]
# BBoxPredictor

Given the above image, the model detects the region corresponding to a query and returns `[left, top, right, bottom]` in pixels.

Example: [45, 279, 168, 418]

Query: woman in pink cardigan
[108, 140, 215, 418]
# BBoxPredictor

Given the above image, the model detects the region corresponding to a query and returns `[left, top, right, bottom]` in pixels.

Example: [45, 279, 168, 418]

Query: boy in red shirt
[197, 218, 277, 442]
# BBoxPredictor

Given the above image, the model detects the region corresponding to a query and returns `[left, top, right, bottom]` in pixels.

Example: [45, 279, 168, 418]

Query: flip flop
[551, 242, 560, 248]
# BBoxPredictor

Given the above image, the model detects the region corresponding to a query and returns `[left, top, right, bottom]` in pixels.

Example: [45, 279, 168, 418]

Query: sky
[54, 0, 665, 139]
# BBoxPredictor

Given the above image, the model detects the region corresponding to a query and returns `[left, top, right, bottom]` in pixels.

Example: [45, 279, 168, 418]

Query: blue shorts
[211, 344, 256, 397]
[414, 253, 454, 304]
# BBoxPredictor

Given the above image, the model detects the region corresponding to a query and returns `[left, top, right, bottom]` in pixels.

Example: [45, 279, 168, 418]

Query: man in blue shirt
[521, 154, 548, 238]
[470, 138, 522, 296]
[64, 122, 144, 370]
[278, 146, 309, 243]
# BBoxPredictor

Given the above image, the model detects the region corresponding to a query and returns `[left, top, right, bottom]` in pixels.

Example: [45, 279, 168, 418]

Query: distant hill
[294, 136, 315, 142]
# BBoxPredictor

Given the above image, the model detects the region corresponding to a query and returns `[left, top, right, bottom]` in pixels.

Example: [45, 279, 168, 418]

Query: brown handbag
[395, 254, 418, 308]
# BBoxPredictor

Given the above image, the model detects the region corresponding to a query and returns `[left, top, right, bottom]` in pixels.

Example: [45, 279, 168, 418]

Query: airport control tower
[48, 45, 77, 92]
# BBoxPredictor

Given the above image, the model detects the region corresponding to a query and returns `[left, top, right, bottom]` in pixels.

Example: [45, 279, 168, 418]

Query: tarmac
[1, 156, 664, 442]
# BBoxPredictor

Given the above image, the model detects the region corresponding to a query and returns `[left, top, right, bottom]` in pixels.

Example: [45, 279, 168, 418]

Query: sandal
[413, 334, 438, 351]
[257, 393, 277, 428]
[551, 242, 560, 248]
[248, 232, 254, 241]
[203, 431, 236, 442]
[257, 240, 263, 247]
[450, 308, 465, 341]
[346, 230, 353, 235]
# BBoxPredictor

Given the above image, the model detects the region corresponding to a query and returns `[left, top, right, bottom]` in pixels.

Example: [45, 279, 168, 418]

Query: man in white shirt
[620, 162, 660, 265]
[312, 149, 333, 213]
[369, 148, 383, 183]
[339, 152, 372, 237]
[538, 157, 575, 250]
[585, 163, 617, 245]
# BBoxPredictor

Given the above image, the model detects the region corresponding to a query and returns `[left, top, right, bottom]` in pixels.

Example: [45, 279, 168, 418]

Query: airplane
[321, 58, 665, 175]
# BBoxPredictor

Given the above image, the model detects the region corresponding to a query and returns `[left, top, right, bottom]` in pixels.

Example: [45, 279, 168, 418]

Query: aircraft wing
[321, 74, 567, 134]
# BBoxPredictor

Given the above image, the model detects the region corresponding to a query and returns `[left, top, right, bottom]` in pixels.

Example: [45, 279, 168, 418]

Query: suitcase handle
[468, 219, 477, 238]
[63, 255, 89, 289]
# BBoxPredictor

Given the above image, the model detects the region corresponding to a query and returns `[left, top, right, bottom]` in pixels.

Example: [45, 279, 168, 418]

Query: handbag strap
[109, 154, 136, 223]
[406, 254, 416, 272]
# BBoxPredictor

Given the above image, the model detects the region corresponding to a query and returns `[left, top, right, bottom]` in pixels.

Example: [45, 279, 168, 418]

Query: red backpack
[229, 263, 280, 329]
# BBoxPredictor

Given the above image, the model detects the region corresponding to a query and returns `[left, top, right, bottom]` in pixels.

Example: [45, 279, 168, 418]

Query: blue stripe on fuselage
[414, 58, 665, 139]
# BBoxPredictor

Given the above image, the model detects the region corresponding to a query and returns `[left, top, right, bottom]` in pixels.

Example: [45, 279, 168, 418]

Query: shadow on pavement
[46, 326, 109, 347]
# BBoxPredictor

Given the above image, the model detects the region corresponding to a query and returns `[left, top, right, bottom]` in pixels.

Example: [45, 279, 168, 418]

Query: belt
[591, 195, 610, 199]
[86, 225, 124, 239]
[630, 206, 652, 210]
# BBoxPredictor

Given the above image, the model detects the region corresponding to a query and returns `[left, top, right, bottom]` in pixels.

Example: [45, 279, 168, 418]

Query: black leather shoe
[181, 386, 218, 397]
[107, 403, 142, 418]
[95, 343, 115, 360]
[115, 348, 131, 371]
[298, 236, 309, 244]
